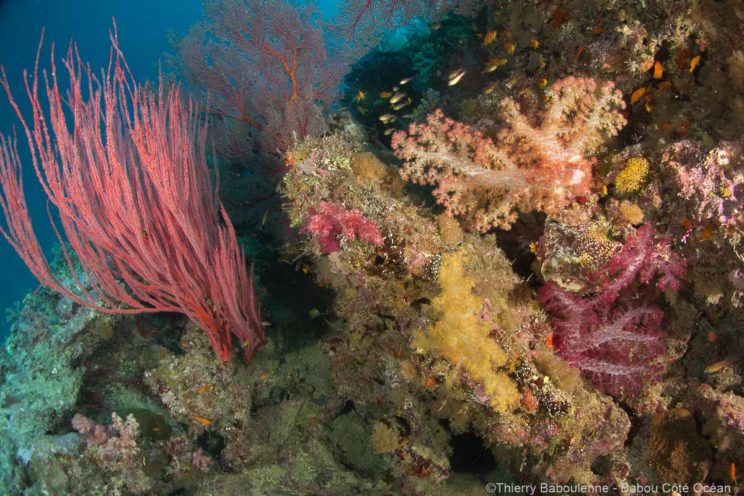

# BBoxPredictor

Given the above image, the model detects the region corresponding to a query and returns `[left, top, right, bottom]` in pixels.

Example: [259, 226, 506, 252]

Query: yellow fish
[447, 68, 467, 86]
[530, 38, 540, 49]
[482, 30, 497, 46]
[703, 357, 737, 375]
[354, 90, 366, 102]
[379, 113, 397, 124]
[392, 97, 412, 111]
[483, 57, 508, 73]
[383, 127, 396, 136]
[483, 81, 498, 94]
[379, 91, 392, 99]
[356, 105, 368, 116]
[504, 42, 516, 55]
[389, 92, 406, 104]
[537, 77, 549, 88]
[399, 76, 413, 85]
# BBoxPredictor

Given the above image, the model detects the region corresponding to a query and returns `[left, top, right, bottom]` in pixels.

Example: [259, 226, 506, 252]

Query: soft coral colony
[1, 0, 744, 494]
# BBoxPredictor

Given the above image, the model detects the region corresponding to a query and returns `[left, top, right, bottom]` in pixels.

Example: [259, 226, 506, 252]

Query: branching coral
[539, 225, 685, 401]
[392, 77, 626, 231]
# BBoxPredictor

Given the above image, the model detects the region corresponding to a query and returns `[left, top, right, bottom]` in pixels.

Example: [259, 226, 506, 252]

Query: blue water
[0, 0, 204, 339]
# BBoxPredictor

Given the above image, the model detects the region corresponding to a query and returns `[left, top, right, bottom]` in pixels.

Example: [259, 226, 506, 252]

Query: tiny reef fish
[190, 415, 212, 426]
[379, 113, 397, 124]
[703, 357, 738, 375]
[447, 68, 466, 86]
[483, 57, 508, 73]
[483, 81, 498, 94]
[354, 90, 366, 102]
[389, 92, 406, 104]
[399, 76, 413, 85]
[689, 55, 701, 73]
[482, 30, 497, 46]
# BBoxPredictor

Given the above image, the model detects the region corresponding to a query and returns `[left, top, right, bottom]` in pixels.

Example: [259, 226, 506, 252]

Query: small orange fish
[504, 42, 516, 55]
[190, 415, 212, 426]
[379, 91, 392, 99]
[546, 333, 554, 349]
[682, 216, 693, 230]
[731, 462, 736, 482]
[423, 376, 437, 388]
[590, 26, 606, 35]
[660, 121, 674, 132]
[354, 90, 366, 103]
[530, 38, 540, 49]
[482, 30, 497, 46]
[537, 77, 549, 88]
[196, 384, 213, 395]
[689, 55, 701, 74]
[700, 224, 714, 241]
[630, 87, 647, 105]
[652, 61, 663, 79]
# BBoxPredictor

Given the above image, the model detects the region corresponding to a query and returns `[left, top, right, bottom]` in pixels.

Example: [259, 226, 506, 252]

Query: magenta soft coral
[538, 225, 685, 400]
[301, 201, 383, 253]
[392, 77, 626, 231]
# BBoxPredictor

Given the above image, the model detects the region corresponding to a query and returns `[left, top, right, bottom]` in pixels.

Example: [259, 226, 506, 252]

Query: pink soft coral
[301, 201, 383, 253]
[538, 225, 685, 400]
[392, 77, 626, 231]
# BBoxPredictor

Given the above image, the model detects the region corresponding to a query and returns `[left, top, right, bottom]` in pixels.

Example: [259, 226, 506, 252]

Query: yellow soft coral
[615, 156, 649, 193]
[412, 251, 519, 412]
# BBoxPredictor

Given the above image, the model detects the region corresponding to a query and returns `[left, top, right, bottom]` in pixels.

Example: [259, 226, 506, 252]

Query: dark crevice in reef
[494, 212, 545, 286]
[449, 431, 498, 474]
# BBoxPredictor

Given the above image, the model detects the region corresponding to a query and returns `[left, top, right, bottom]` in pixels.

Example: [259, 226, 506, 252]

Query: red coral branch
[0, 28, 263, 362]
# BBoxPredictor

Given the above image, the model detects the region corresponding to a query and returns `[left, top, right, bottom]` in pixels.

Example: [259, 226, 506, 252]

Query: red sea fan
[538, 225, 685, 399]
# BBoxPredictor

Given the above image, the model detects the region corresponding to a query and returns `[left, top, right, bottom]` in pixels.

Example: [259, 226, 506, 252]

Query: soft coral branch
[538, 225, 685, 400]
[392, 77, 626, 231]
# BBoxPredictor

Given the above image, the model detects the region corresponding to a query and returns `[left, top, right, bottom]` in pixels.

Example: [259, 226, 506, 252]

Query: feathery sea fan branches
[538, 225, 685, 400]
[392, 77, 626, 231]
[0, 29, 263, 362]
[174, 0, 346, 156]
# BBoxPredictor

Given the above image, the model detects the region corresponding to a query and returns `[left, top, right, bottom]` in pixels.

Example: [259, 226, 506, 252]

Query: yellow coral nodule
[614, 156, 649, 193]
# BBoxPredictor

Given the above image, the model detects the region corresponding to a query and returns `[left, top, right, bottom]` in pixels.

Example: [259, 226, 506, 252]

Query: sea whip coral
[539, 225, 685, 400]
[0, 28, 263, 362]
[392, 77, 626, 231]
